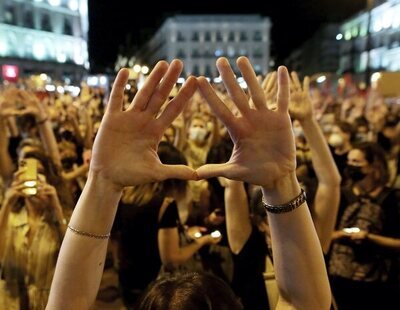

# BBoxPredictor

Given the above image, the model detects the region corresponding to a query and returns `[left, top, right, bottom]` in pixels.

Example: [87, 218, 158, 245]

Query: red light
[2, 65, 19, 82]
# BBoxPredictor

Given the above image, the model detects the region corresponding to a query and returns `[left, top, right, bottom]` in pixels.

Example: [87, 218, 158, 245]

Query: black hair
[353, 142, 389, 186]
[158, 141, 188, 197]
[136, 272, 242, 310]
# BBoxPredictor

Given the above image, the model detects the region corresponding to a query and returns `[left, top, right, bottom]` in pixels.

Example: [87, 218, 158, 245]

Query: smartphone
[342, 227, 360, 234]
[211, 230, 222, 238]
[19, 158, 38, 196]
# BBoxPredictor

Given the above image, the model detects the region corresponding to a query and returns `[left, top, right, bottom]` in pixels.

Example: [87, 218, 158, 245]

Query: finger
[216, 58, 249, 115]
[261, 72, 271, 91]
[159, 164, 197, 181]
[157, 76, 197, 128]
[130, 61, 169, 111]
[277, 66, 290, 113]
[146, 59, 183, 115]
[236, 57, 266, 110]
[107, 68, 130, 113]
[197, 76, 236, 128]
[290, 71, 302, 91]
[303, 76, 310, 95]
[265, 71, 277, 93]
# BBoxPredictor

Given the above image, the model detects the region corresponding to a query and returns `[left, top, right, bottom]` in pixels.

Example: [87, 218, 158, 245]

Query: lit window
[215, 48, 223, 57]
[33, 42, 46, 60]
[345, 30, 352, 40]
[227, 46, 235, 57]
[68, 0, 79, 11]
[48, 0, 61, 6]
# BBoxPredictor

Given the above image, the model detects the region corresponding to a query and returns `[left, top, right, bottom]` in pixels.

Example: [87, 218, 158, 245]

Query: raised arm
[197, 57, 331, 310]
[46, 60, 197, 310]
[289, 72, 341, 253]
[223, 179, 252, 254]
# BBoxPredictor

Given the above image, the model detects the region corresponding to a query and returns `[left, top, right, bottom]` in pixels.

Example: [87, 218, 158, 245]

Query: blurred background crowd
[0, 0, 400, 309]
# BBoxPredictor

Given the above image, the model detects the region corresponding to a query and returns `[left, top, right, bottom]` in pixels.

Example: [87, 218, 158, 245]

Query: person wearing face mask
[328, 121, 355, 178]
[328, 142, 400, 310]
[183, 114, 219, 206]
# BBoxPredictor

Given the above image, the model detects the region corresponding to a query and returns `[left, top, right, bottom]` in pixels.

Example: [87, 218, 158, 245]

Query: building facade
[135, 15, 271, 77]
[285, 24, 340, 76]
[338, 0, 400, 80]
[0, 0, 89, 82]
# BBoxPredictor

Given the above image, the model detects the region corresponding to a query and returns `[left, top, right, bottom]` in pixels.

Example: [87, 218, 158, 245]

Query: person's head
[354, 116, 369, 143]
[346, 142, 388, 186]
[137, 272, 242, 310]
[188, 116, 208, 144]
[158, 142, 188, 200]
[161, 126, 176, 145]
[329, 121, 355, 148]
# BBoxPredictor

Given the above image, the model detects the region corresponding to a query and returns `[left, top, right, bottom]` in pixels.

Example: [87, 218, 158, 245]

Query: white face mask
[293, 126, 304, 138]
[189, 127, 207, 142]
[329, 133, 344, 147]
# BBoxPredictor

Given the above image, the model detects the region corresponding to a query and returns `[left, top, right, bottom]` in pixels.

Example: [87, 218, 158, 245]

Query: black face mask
[346, 165, 367, 182]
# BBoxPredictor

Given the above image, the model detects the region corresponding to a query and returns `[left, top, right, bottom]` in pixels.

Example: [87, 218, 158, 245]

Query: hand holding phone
[19, 158, 38, 196]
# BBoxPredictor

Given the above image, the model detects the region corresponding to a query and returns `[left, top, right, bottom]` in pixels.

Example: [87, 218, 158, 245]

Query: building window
[41, 14, 52, 32]
[177, 49, 186, 58]
[64, 18, 73, 35]
[192, 32, 199, 41]
[215, 48, 224, 57]
[228, 31, 235, 42]
[240, 31, 248, 41]
[192, 65, 200, 76]
[191, 49, 201, 58]
[23, 11, 35, 28]
[216, 31, 223, 42]
[239, 48, 248, 56]
[177, 32, 185, 42]
[204, 49, 213, 58]
[227, 46, 235, 57]
[4, 6, 16, 25]
[205, 65, 212, 77]
[205, 31, 211, 41]
[253, 47, 263, 58]
[253, 31, 262, 41]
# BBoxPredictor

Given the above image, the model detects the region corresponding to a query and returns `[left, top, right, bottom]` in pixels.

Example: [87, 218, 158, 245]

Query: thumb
[159, 164, 197, 181]
[196, 163, 232, 180]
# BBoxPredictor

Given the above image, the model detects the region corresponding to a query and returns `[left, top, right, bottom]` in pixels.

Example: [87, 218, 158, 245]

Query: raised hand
[196, 57, 295, 189]
[288, 72, 312, 122]
[90, 60, 198, 189]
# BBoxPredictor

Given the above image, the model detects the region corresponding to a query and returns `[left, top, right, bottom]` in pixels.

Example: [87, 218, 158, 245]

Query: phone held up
[19, 158, 38, 196]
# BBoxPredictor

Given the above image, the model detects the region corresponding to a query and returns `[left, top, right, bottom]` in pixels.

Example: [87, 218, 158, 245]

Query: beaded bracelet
[68, 225, 110, 239]
[262, 188, 306, 214]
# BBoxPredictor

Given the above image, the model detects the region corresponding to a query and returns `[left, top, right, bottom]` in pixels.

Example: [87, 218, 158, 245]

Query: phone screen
[19, 158, 38, 195]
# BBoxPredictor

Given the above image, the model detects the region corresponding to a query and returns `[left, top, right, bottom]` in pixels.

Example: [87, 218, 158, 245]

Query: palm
[90, 61, 197, 189]
[288, 72, 312, 121]
[197, 57, 296, 188]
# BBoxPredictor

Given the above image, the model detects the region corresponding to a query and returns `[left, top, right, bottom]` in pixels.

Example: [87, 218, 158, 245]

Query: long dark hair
[136, 272, 242, 310]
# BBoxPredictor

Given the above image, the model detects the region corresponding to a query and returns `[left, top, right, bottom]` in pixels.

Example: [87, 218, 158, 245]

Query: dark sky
[88, 0, 366, 73]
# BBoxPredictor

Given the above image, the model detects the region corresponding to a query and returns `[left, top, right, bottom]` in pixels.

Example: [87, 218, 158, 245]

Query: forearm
[263, 173, 331, 310]
[366, 233, 400, 251]
[47, 173, 122, 310]
[62, 164, 89, 181]
[38, 120, 62, 168]
[299, 117, 341, 253]
[0, 150, 14, 181]
[300, 118, 341, 186]
[224, 181, 252, 254]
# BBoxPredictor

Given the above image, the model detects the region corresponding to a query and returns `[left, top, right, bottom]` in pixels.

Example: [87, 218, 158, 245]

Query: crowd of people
[0, 56, 399, 310]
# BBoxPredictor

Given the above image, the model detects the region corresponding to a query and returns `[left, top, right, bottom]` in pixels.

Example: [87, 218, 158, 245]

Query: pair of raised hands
[89, 57, 296, 191]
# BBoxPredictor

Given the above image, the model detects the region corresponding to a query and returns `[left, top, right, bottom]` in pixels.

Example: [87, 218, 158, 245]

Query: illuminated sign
[2, 65, 19, 82]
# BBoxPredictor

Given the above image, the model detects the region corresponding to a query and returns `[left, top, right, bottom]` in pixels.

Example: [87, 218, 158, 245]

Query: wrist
[86, 171, 123, 196]
[299, 116, 317, 128]
[261, 172, 301, 205]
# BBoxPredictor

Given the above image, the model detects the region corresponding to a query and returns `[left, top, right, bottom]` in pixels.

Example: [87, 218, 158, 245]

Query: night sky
[88, 0, 366, 73]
